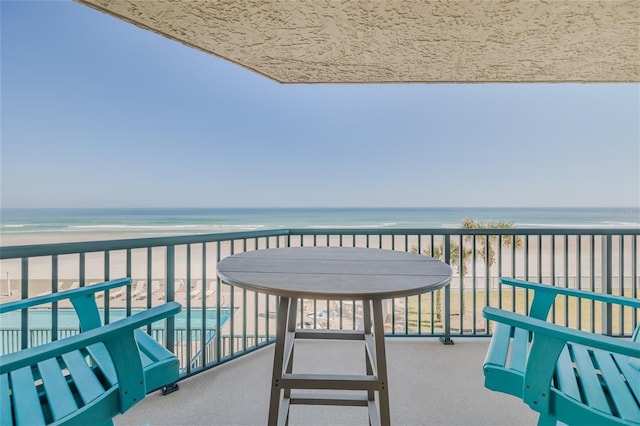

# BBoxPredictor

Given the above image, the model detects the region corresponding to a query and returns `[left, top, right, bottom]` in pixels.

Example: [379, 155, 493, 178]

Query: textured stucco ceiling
[76, 0, 639, 83]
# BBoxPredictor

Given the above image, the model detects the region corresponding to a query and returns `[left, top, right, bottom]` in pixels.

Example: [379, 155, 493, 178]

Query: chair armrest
[0, 302, 181, 373]
[0, 277, 133, 314]
[499, 277, 640, 321]
[483, 307, 640, 359]
[499, 277, 640, 309]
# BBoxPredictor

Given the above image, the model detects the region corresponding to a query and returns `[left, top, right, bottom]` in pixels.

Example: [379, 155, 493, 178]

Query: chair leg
[537, 413, 556, 426]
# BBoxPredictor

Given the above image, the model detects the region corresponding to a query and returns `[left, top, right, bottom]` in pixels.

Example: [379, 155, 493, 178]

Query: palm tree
[411, 241, 472, 275]
[410, 241, 472, 323]
[412, 219, 522, 273]
[461, 219, 522, 267]
[411, 219, 522, 322]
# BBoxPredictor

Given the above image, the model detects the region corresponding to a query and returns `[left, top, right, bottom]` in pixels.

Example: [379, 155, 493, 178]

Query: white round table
[218, 246, 452, 426]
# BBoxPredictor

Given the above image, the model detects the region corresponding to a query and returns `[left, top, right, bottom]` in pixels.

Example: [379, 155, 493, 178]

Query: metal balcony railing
[1, 228, 638, 381]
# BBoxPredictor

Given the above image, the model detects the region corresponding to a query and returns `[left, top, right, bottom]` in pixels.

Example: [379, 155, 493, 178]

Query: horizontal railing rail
[0, 229, 291, 259]
[1, 227, 638, 381]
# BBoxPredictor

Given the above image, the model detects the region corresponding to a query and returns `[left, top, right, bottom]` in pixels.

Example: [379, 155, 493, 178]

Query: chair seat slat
[554, 345, 581, 401]
[87, 343, 117, 386]
[139, 348, 154, 368]
[135, 330, 181, 392]
[62, 350, 106, 404]
[135, 330, 174, 364]
[592, 350, 640, 423]
[88, 330, 180, 394]
[484, 322, 511, 367]
[1, 374, 13, 425]
[510, 327, 529, 373]
[38, 357, 77, 421]
[613, 353, 640, 404]
[568, 345, 612, 413]
[11, 367, 46, 425]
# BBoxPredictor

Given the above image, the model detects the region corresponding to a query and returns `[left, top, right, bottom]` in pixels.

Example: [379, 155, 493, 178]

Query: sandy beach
[0, 230, 640, 300]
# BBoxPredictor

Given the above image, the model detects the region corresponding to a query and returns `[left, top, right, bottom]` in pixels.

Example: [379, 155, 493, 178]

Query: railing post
[21, 257, 28, 349]
[103, 251, 110, 324]
[602, 234, 613, 336]
[52, 255, 59, 342]
[125, 248, 132, 317]
[440, 234, 454, 345]
[216, 241, 222, 362]
[79, 252, 85, 287]
[166, 245, 175, 351]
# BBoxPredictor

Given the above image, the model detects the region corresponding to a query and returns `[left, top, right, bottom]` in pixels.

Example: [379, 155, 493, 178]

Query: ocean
[1, 207, 638, 243]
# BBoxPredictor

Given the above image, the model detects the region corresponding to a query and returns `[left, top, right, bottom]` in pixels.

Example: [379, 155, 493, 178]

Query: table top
[217, 246, 452, 300]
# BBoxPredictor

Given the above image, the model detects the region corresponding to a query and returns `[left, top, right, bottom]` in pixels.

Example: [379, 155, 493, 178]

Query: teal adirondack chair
[483, 278, 640, 426]
[0, 278, 182, 425]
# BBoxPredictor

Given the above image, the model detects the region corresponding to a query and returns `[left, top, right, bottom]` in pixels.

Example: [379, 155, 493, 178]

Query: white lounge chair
[151, 280, 161, 296]
[127, 280, 145, 300]
[156, 280, 183, 301]
[154, 280, 170, 301]
[196, 281, 215, 299]
[191, 280, 202, 298]
[205, 281, 216, 298]
[106, 285, 124, 299]
[35, 281, 65, 297]
[135, 280, 160, 300]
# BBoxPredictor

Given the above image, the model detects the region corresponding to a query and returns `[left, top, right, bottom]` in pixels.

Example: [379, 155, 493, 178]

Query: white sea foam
[308, 223, 397, 229]
[516, 221, 640, 229]
[68, 224, 264, 229]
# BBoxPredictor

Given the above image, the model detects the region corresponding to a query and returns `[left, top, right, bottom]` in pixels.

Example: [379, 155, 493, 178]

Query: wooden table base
[268, 296, 390, 426]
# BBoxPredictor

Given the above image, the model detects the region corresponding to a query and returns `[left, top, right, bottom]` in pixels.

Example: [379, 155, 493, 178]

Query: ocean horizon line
[2, 206, 639, 210]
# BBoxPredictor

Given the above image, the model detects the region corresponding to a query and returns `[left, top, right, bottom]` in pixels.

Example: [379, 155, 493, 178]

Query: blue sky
[2, 1, 639, 209]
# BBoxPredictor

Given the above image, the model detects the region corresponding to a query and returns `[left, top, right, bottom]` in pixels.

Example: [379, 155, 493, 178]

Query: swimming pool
[0, 308, 232, 331]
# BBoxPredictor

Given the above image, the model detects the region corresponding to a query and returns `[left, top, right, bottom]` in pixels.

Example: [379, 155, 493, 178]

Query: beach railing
[1, 227, 638, 380]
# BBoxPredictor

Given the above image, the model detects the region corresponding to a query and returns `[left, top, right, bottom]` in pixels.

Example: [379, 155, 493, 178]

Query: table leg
[372, 299, 391, 426]
[268, 296, 291, 426]
[284, 298, 298, 400]
[363, 300, 375, 403]
[440, 284, 454, 345]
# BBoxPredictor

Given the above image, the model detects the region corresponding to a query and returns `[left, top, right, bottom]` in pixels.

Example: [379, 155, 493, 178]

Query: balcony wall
[1, 228, 638, 380]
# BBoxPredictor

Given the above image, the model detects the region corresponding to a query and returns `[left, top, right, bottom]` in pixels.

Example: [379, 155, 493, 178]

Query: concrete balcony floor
[115, 338, 538, 425]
